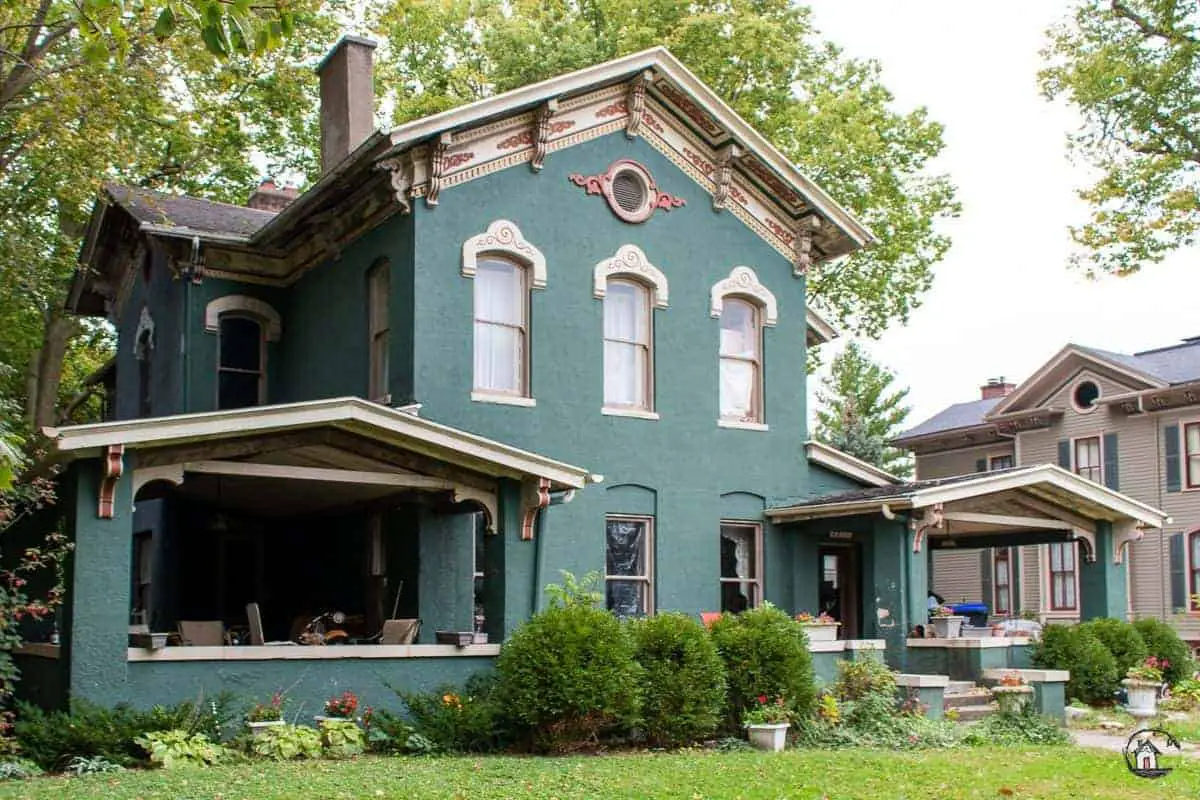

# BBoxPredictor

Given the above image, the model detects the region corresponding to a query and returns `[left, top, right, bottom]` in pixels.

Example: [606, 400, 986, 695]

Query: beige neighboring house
[893, 338, 1200, 642]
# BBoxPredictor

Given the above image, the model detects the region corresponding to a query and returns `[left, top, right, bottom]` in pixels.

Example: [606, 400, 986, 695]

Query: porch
[33, 397, 594, 712]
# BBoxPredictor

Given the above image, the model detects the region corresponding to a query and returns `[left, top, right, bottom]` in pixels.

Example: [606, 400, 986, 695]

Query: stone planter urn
[930, 615, 965, 639]
[799, 623, 840, 642]
[246, 720, 285, 738]
[746, 723, 789, 752]
[991, 685, 1034, 715]
[1123, 679, 1161, 719]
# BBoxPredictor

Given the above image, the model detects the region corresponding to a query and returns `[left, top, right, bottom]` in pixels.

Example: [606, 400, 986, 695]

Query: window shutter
[975, 458, 987, 473]
[1170, 533, 1187, 613]
[1057, 440, 1071, 469]
[1103, 432, 1119, 491]
[980, 550, 994, 610]
[1165, 424, 1181, 493]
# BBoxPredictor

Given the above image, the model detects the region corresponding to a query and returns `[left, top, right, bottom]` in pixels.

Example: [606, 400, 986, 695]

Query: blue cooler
[948, 602, 988, 628]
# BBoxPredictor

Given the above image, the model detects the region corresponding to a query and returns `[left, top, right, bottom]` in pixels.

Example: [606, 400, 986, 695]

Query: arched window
[473, 257, 528, 397]
[719, 299, 762, 424]
[604, 280, 652, 411]
[217, 315, 265, 409]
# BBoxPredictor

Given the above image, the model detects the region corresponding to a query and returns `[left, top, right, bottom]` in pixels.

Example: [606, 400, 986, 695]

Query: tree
[371, 0, 959, 337]
[1042, 0, 1200, 276]
[814, 342, 912, 477]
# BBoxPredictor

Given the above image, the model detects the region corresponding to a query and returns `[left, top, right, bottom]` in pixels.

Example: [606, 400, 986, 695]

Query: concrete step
[943, 689, 993, 710]
[949, 703, 997, 722]
[946, 681, 976, 694]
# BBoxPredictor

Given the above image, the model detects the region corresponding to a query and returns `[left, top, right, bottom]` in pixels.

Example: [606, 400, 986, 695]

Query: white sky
[804, 0, 1200, 429]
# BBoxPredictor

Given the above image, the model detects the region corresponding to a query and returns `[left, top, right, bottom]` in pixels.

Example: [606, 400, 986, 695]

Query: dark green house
[21, 41, 1168, 716]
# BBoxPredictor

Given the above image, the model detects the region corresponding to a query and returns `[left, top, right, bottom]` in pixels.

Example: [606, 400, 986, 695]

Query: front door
[818, 546, 860, 639]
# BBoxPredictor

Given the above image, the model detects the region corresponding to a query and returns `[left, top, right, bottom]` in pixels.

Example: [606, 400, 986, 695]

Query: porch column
[417, 507, 475, 642]
[61, 458, 133, 706]
[480, 478, 536, 641]
[1080, 521, 1128, 620]
[870, 515, 922, 669]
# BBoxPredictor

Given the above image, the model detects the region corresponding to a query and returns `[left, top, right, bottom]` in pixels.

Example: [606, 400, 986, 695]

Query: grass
[0, 747, 1197, 799]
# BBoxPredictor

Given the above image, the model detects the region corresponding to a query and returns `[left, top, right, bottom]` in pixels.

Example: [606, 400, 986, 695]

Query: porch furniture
[178, 620, 225, 646]
[380, 619, 420, 645]
[246, 602, 297, 646]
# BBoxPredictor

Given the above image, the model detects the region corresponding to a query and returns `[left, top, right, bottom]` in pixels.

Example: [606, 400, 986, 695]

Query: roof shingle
[106, 184, 274, 238]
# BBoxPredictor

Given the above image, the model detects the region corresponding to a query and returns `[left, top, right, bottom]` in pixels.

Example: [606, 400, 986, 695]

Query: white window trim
[204, 295, 281, 341]
[592, 244, 669, 308]
[1070, 378, 1102, 414]
[987, 452, 1015, 471]
[605, 515, 655, 615]
[461, 219, 547, 289]
[718, 419, 769, 432]
[1070, 434, 1105, 485]
[600, 273, 657, 416]
[709, 266, 778, 327]
[602, 407, 660, 421]
[1180, 419, 1200, 492]
[471, 391, 536, 408]
[992, 547, 1013, 616]
[1040, 542, 1080, 617]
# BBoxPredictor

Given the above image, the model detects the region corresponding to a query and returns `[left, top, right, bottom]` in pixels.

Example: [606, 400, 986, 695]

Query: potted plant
[1124, 657, 1168, 718]
[794, 611, 840, 642]
[929, 605, 965, 638]
[246, 693, 285, 737]
[315, 690, 359, 724]
[742, 695, 792, 752]
[990, 672, 1034, 714]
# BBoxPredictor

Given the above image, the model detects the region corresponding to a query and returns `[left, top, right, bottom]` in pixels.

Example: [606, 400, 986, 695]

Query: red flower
[757, 695, 768, 704]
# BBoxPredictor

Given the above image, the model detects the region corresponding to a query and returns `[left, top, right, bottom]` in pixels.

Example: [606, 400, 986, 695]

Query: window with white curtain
[1074, 436, 1103, 484]
[605, 516, 654, 616]
[603, 280, 652, 410]
[1048, 541, 1076, 611]
[720, 522, 761, 612]
[993, 548, 1011, 615]
[473, 257, 527, 395]
[719, 299, 762, 423]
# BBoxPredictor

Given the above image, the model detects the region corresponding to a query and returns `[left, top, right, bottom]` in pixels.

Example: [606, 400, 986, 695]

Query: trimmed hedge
[1133, 617, 1193, 685]
[631, 612, 727, 747]
[709, 604, 817, 725]
[1079, 618, 1147, 677]
[1032, 624, 1119, 704]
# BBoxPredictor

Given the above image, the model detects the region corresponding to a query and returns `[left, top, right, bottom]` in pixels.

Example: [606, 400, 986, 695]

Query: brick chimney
[247, 179, 299, 212]
[316, 35, 377, 174]
[981, 377, 1016, 400]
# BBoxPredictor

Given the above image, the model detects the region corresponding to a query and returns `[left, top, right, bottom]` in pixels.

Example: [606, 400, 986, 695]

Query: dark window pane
[720, 526, 755, 579]
[220, 317, 262, 371]
[721, 583, 752, 613]
[606, 580, 645, 617]
[606, 519, 646, 577]
[219, 371, 260, 410]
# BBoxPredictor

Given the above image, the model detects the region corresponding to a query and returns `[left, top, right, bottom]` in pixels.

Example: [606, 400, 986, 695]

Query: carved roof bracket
[426, 132, 454, 208]
[712, 144, 742, 211]
[377, 151, 416, 214]
[625, 70, 653, 139]
[793, 216, 822, 276]
[531, 99, 559, 173]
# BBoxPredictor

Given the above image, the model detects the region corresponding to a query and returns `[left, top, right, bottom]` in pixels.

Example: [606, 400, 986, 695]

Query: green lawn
[0, 747, 1195, 799]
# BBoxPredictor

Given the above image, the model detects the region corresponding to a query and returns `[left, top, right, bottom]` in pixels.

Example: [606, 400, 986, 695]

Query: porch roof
[42, 396, 594, 491]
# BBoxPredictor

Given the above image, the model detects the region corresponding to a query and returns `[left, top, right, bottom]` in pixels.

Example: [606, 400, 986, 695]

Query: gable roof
[896, 397, 1003, 442]
[805, 440, 902, 487]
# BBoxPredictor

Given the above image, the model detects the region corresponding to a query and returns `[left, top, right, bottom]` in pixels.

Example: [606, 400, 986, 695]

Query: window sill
[718, 419, 768, 432]
[471, 392, 536, 408]
[602, 407, 660, 421]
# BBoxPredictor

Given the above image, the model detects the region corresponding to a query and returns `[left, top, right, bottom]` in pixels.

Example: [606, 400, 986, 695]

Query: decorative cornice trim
[592, 244, 669, 309]
[710, 266, 777, 327]
[203, 295, 282, 341]
[461, 220, 547, 289]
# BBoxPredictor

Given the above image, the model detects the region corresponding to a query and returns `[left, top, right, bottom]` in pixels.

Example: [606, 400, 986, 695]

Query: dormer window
[218, 316, 265, 410]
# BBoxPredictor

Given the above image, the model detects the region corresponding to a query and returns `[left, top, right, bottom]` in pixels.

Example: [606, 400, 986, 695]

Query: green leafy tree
[814, 341, 912, 477]
[371, 0, 959, 337]
[1041, 0, 1200, 275]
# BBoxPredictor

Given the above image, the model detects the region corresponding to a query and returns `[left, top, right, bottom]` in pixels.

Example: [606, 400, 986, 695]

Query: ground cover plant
[0, 748, 1194, 799]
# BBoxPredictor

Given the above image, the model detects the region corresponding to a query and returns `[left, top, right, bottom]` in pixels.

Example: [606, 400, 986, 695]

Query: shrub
[1165, 677, 1200, 711]
[708, 604, 816, 726]
[398, 673, 507, 753]
[1134, 617, 1193, 684]
[249, 723, 322, 760]
[961, 709, 1069, 746]
[1079, 618, 1147, 676]
[361, 708, 434, 755]
[630, 612, 726, 747]
[1032, 624, 1119, 704]
[135, 730, 227, 768]
[318, 719, 365, 759]
[832, 659, 896, 703]
[494, 572, 643, 752]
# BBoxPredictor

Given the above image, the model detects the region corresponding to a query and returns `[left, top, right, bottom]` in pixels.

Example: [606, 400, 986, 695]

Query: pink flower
[757, 695, 768, 704]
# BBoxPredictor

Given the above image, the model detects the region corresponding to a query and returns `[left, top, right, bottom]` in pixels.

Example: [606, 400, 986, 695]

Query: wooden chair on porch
[178, 620, 226, 646]
[379, 619, 421, 645]
[245, 603, 297, 646]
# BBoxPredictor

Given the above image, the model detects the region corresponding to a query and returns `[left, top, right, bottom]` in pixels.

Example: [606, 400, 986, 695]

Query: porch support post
[417, 507, 475, 642]
[62, 458, 133, 706]
[870, 516, 920, 670]
[481, 478, 536, 641]
[1079, 520, 1128, 620]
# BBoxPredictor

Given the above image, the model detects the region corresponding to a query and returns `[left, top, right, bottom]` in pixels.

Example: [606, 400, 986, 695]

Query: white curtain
[719, 299, 758, 419]
[603, 282, 648, 407]
[474, 260, 524, 392]
[721, 527, 752, 579]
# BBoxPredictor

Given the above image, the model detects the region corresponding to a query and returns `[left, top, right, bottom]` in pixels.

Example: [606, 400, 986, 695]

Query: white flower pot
[746, 723, 789, 752]
[800, 623, 840, 642]
[247, 720, 285, 737]
[931, 616, 965, 639]
[1123, 679, 1160, 719]
[991, 686, 1033, 714]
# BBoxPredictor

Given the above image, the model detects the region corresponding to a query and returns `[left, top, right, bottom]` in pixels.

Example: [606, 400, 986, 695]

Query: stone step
[949, 703, 997, 722]
[946, 681, 976, 694]
[943, 689, 993, 710]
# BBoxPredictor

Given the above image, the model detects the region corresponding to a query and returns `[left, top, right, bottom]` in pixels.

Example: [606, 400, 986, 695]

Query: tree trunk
[26, 311, 80, 431]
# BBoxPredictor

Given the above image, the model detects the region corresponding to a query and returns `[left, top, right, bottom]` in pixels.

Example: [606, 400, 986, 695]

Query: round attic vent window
[1073, 380, 1100, 412]
[603, 161, 656, 223]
